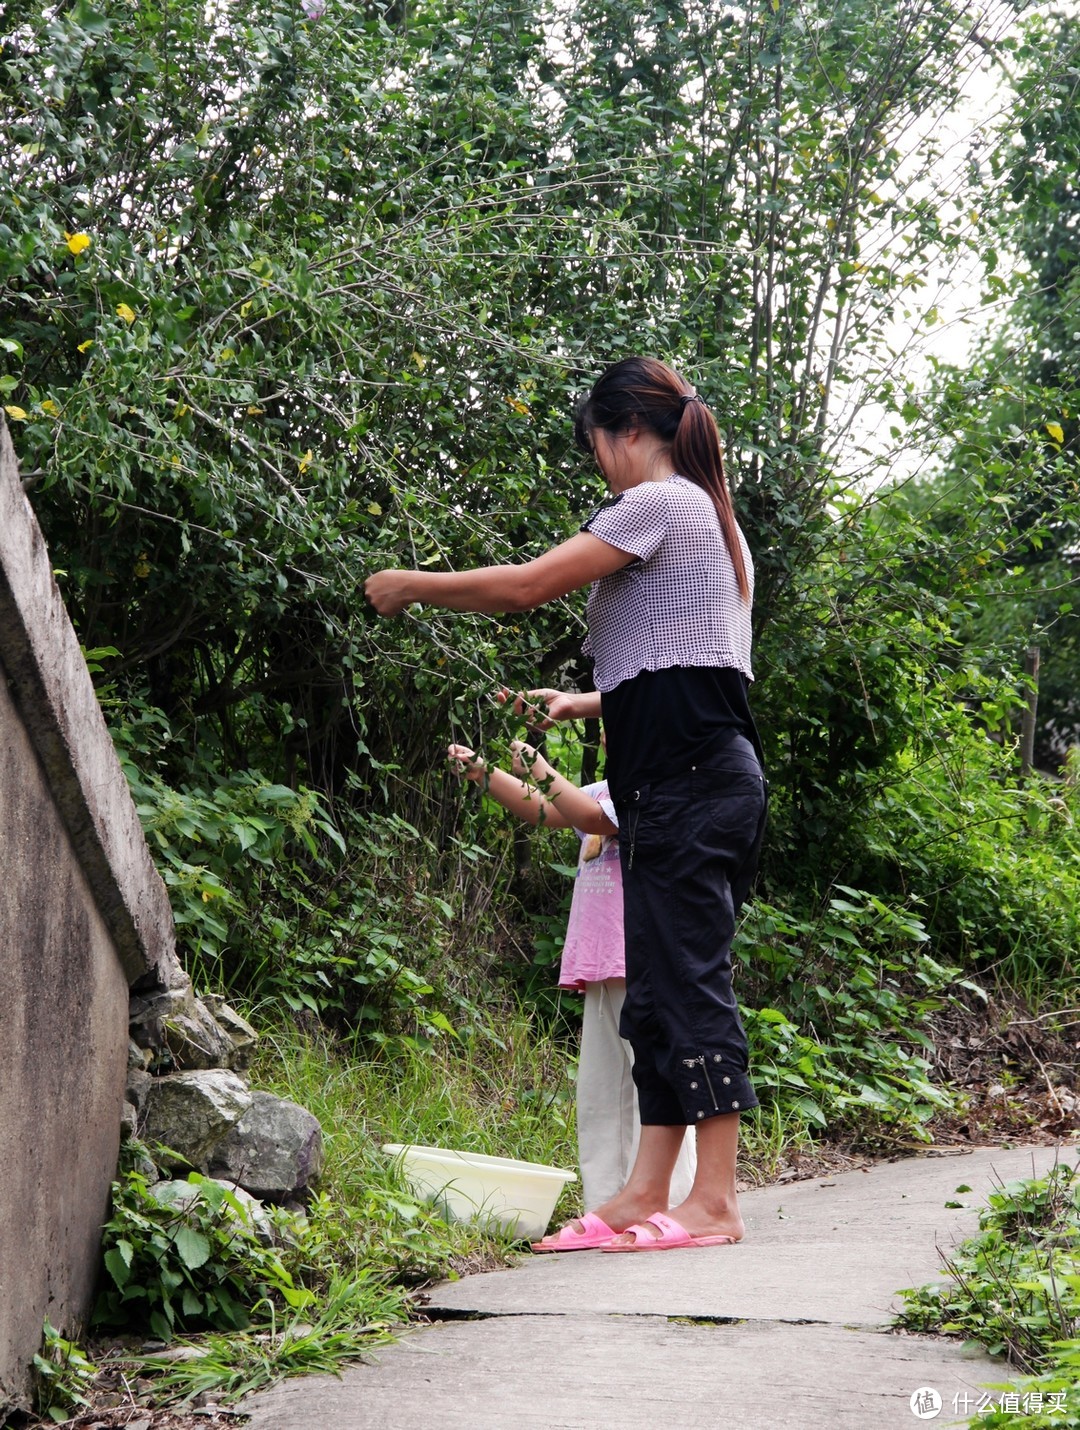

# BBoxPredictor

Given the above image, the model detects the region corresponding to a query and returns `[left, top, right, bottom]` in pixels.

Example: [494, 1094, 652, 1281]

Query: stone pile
[125, 964, 323, 1210]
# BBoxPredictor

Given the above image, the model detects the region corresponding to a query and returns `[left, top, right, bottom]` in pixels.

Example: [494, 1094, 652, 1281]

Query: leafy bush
[897, 1160, 1080, 1428]
[84, 1159, 412, 1407]
[739, 889, 971, 1139]
[108, 692, 499, 1037]
[94, 1171, 311, 1340]
[32, 1322, 96, 1424]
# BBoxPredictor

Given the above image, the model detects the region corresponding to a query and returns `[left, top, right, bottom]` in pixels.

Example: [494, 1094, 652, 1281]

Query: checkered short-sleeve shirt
[581, 475, 754, 692]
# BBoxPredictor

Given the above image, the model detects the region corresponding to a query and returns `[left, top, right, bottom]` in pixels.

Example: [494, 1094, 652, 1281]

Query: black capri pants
[616, 735, 767, 1126]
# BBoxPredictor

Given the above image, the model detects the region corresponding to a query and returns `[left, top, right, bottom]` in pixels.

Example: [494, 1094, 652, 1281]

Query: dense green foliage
[95, 1170, 317, 1339]
[892, 9, 1080, 769]
[5, 0, 1080, 1151]
[898, 1160, 1080, 1428]
[9, 0, 1080, 1416]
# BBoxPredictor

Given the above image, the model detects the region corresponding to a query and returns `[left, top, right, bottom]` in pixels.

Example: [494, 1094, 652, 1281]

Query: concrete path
[243, 1143, 1077, 1430]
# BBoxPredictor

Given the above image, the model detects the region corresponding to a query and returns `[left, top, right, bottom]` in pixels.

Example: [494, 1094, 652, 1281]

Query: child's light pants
[578, 977, 697, 1209]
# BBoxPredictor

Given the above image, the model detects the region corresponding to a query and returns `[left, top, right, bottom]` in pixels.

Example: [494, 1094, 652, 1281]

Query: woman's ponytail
[576, 357, 750, 601]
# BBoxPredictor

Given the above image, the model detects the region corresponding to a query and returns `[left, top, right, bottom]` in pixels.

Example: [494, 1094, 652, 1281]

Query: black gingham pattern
[581, 476, 754, 692]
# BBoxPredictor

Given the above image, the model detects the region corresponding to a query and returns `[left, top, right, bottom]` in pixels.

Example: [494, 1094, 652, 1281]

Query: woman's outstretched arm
[364, 531, 632, 616]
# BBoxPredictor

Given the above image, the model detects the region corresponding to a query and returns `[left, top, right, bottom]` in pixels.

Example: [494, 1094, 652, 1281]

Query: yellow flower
[116, 302, 136, 325]
[64, 232, 91, 256]
[298, 448, 313, 474]
[1046, 422, 1065, 444]
[3, 405, 27, 421]
[77, 339, 94, 353]
[41, 399, 60, 416]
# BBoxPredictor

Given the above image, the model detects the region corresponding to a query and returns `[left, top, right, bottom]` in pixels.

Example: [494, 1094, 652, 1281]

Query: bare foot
[586, 1188, 676, 1235]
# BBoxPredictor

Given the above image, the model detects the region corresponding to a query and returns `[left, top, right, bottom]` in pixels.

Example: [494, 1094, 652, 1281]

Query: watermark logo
[910, 1387, 943, 1420]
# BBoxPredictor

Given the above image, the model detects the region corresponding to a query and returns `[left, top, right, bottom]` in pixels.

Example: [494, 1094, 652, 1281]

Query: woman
[365, 356, 767, 1251]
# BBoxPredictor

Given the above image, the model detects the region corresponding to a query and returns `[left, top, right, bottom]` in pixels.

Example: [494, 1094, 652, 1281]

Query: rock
[201, 995, 259, 1069]
[125, 1067, 153, 1115]
[129, 984, 196, 1030]
[120, 1101, 138, 1139]
[141, 1069, 251, 1168]
[127, 1141, 160, 1183]
[129, 985, 196, 1063]
[162, 997, 236, 1072]
[207, 1091, 324, 1202]
[128, 1038, 152, 1071]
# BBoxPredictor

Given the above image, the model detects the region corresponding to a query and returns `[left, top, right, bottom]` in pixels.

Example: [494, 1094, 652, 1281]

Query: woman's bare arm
[365, 532, 632, 616]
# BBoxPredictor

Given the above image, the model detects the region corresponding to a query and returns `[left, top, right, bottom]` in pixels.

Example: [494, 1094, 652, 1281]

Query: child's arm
[446, 743, 616, 835]
[508, 742, 617, 835]
[448, 743, 573, 827]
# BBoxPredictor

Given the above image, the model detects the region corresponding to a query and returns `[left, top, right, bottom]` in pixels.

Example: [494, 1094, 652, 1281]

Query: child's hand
[447, 744, 486, 782]
[509, 739, 541, 780]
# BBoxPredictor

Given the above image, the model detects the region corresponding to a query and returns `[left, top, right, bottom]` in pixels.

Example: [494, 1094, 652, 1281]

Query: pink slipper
[600, 1211, 739, 1252]
[530, 1211, 619, 1252]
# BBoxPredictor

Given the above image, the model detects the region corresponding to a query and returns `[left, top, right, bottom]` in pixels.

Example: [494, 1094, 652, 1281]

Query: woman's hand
[364, 570, 414, 616]
[498, 686, 600, 727]
[447, 744, 486, 782]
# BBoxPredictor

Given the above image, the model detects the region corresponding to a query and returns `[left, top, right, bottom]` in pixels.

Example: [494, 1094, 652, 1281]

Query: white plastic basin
[382, 1143, 576, 1240]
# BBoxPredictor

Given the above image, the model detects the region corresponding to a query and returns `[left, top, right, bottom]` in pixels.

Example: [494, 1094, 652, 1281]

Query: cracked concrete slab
[424, 1144, 1074, 1326]
[243, 1317, 992, 1429]
[241, 1144, 1077, 1429]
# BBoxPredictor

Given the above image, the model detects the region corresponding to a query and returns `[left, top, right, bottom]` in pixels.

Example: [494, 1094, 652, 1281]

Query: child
[447, 738, 696, 1250]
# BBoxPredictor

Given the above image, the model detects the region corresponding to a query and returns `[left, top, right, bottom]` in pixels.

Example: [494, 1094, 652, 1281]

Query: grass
[39, 1006, 829, 1422]
[895, 1157, 1080, 1428]
[251, 1010, 582, 1270]
[252, 1010, 825, 1240]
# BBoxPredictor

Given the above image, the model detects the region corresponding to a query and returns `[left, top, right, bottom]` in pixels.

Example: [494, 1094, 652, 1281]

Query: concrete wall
[0, 675, 129, 1404]
[0, 416, 183, 1414]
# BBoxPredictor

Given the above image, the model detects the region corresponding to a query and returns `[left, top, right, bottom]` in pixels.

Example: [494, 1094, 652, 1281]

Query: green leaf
[172, 1226, 211, 1270]
[104, 1246, 132, 1288]
[70, 0, 112, 34]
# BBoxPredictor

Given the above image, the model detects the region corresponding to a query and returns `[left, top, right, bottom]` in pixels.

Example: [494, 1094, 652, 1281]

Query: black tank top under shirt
[600, 665, 763, 802]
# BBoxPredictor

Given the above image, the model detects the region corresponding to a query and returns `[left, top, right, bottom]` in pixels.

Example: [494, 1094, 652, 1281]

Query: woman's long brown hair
[574, 357, 750, 601]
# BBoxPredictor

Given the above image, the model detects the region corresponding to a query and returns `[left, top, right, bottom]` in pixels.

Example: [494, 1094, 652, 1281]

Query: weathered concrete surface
[0, 417, 182, 1412]
[245, 1318, 990, 1429]
[0, 417, 180, 990]
[242, 1144, 1076, 1430]
[0, 671, 130, 1411]
[424, 1143, 1071, 1325]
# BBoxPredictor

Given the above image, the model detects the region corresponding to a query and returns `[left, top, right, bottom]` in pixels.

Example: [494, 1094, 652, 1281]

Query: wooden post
[1020, 646, 1040, 776]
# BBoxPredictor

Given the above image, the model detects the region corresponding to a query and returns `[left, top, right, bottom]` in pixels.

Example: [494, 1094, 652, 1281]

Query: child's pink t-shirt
[557, 782, 624, 989]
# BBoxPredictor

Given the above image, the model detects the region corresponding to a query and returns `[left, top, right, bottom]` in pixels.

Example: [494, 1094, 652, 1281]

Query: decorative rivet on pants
[690, 1081, 698, 1090]
[723, 1076, 731, 1085]
[732, 1100, 740, 1110]
[696, 1110, 705, 1120]
[713, 1054, 722, 1062]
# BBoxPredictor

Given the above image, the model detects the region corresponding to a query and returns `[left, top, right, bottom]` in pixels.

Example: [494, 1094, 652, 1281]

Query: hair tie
[679, 392, 706, 411]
